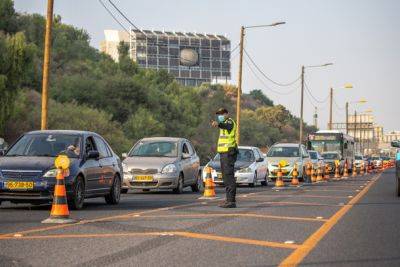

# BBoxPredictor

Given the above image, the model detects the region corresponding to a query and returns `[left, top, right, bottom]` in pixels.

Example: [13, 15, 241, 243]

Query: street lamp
[328, 83, 353, 130]
[345, 99, 367, 134]
[299, 63, 333, 144]
[236, 21, 286, 145]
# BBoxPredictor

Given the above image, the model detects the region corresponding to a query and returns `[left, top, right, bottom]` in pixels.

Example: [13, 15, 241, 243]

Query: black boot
[219, 202, 236, 208]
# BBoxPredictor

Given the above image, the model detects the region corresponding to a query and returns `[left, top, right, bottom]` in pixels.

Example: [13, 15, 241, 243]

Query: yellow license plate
[134, 175, 153, 182]
[217, 174, 223, 179]
[5, 181, 34, 190]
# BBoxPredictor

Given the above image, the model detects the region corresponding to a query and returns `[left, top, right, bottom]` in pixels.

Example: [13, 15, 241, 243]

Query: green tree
[123, 107, 165, 142]
[249, 89, 274, 106]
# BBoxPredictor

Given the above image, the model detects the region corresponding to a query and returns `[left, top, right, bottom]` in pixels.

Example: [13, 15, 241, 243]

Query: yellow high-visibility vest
[217, 119, 237, 153]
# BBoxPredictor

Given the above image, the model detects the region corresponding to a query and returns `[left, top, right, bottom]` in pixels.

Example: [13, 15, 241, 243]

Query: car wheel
[397, 177, 400, 197]
[69, 176, 85, 210]
[105, 175, 121, 205]
[173, 174, 184, 194]
[191, 171, 203, 193]
[121, 188, 128, 194]
[261, 173, 268, 186]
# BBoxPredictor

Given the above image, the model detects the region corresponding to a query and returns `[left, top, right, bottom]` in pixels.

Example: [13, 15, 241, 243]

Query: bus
[307, 130, 355, 166]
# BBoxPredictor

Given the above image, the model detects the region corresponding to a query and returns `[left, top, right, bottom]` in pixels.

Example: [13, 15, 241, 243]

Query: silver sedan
[121, 137, 202, 194]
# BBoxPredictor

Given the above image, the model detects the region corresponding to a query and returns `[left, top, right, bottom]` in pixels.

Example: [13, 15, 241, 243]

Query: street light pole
[235, 22, 285, 145]
[354, 110, 357, 153]
[41, 0, 54, 130]
[299, 66, 305, 143]
[236, 26, 245, 145]
[329, 87, 333, 130]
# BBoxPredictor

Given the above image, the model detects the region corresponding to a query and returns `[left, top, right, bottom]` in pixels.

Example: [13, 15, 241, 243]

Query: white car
[203, 146, 268, 187]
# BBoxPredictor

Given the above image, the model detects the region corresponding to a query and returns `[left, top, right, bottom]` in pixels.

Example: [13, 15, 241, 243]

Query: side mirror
[87, 150, 99, 159]
[0, 150, 4, 156]
[256, 158, 264, 162]
[122, 153, 128, 158]
[182, 153, 191, 159]
[391, 141, 400, 148]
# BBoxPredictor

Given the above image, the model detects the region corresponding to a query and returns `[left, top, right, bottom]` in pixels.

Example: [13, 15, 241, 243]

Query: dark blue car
[0, 130, 123, 209]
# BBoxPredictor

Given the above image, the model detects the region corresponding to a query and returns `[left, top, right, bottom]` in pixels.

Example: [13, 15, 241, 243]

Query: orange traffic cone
[202, 167, 216, 198]
[324, 164, 330, 181]
[360, 163, 365, 176]
[367, 162, 373, 174]
[334, 161, 341, 179]
[275, 164, 285, 187]
[306, 163, 312, 180]
[316, 164, 323, 182]
[291, 164, 300, 186]
[42, 155, 76, 224]
[352, 162, 357, 177]
[343, 161, 349, 178]
[311, 167, 317, 183]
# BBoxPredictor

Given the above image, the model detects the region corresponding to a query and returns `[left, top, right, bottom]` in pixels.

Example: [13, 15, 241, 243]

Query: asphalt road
[0, 169, 399, 267]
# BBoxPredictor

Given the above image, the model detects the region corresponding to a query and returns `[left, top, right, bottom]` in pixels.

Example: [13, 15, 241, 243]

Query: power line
[244, 57, 299, 95]
[107, 0, 140, 31]
[333, 98, 346, 110]
[304, 81, 330, 104]
[244, 48, 301, 87]
[98, 0, 130, 34]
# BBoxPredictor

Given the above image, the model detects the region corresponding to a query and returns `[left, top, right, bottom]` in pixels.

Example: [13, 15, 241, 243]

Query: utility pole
[236, 26, 245, 145]
[354, 110, 357, 153]
[313, 106, 318, 128]
[41, 0, 54, 130]
[329, 87, 333, 130]
[299, 65, 305, 144]
[346, 102, 349, 134]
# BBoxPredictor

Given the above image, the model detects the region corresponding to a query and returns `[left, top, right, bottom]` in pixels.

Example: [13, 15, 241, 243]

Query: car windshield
[322, 153, 340, 160]
[355, 155, 363, 160]
[371, 157, 380, 160]
[267, 146, 300, 157]
[5, 134, 82, 158]
[129, 141, 178, 157]
[309, 151, 318, 160]
[213, 149, 255, 162]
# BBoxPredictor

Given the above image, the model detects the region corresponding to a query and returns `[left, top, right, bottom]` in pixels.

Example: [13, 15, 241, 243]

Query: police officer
[211, 108, 238, 208]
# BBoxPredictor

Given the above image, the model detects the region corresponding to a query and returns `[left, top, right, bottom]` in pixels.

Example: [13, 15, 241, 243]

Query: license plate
[134, 175, 153, 182]
[217, 173, 223, 180]
[5, 181, 34, 190]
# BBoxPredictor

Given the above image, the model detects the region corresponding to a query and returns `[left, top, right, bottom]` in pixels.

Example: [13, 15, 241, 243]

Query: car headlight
[43, 169, 57, 178]
[238, 167, 252, 173]
[162, 164, 177, 174]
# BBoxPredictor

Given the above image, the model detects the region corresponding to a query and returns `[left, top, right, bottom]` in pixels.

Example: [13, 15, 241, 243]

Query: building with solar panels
[101, 29, 231, 86]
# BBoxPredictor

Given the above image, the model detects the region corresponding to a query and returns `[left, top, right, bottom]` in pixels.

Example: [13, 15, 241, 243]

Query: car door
[82, 136, 102, 193]
[181, 142, 194, 185]
[301, 146, 310, 173]
[94, 136, 114, 192]
[253, 148, 265, 180]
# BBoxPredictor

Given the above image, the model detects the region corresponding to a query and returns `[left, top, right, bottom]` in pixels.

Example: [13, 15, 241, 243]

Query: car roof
[321, 151, 339, 154]
[272, 143, 301, 147]
[139, 137, 186, 142]
[26, 130, 95, 136]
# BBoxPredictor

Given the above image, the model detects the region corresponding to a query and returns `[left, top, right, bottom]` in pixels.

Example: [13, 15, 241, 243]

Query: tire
[121, 188, 128, 194]
[191, 171, 203, 193]
[105, 175, 121, 205]
[261, 172, 268, 186]
[69, 176, 85, 210]
[173, 174, 184, 194]
[249, 173, 256, 187]
[397, 177, 400, 197]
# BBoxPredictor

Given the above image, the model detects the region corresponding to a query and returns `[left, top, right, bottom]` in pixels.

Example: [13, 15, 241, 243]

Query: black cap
[215, 108, 229, 115]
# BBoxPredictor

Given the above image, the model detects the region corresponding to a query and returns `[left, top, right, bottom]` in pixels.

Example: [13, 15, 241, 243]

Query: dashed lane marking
[278, 173, 381, 267]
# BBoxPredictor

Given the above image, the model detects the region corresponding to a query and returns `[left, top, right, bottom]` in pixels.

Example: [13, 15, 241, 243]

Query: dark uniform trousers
[220, 147, 238, 203]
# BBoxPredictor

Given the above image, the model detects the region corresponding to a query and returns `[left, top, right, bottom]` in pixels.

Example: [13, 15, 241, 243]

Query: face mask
[217, 115, 225, 123]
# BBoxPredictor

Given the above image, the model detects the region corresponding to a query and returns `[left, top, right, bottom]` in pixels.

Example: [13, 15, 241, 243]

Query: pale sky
[14, 0, 400, 132]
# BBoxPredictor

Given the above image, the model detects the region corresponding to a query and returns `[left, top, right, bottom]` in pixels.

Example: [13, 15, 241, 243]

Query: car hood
[266, 157, 300, 166]
[208, 160, 252, 171]
[123, 156, 178, 171]
[0, 156, 79, 172]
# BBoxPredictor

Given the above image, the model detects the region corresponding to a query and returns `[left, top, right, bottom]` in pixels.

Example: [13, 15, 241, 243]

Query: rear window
[322, 153, 340, 160]
[355, 155, 363, 160]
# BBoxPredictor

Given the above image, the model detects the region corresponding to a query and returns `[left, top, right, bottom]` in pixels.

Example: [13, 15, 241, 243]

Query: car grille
[1, 170, 42, 179]
[130, 168, 158, 175]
